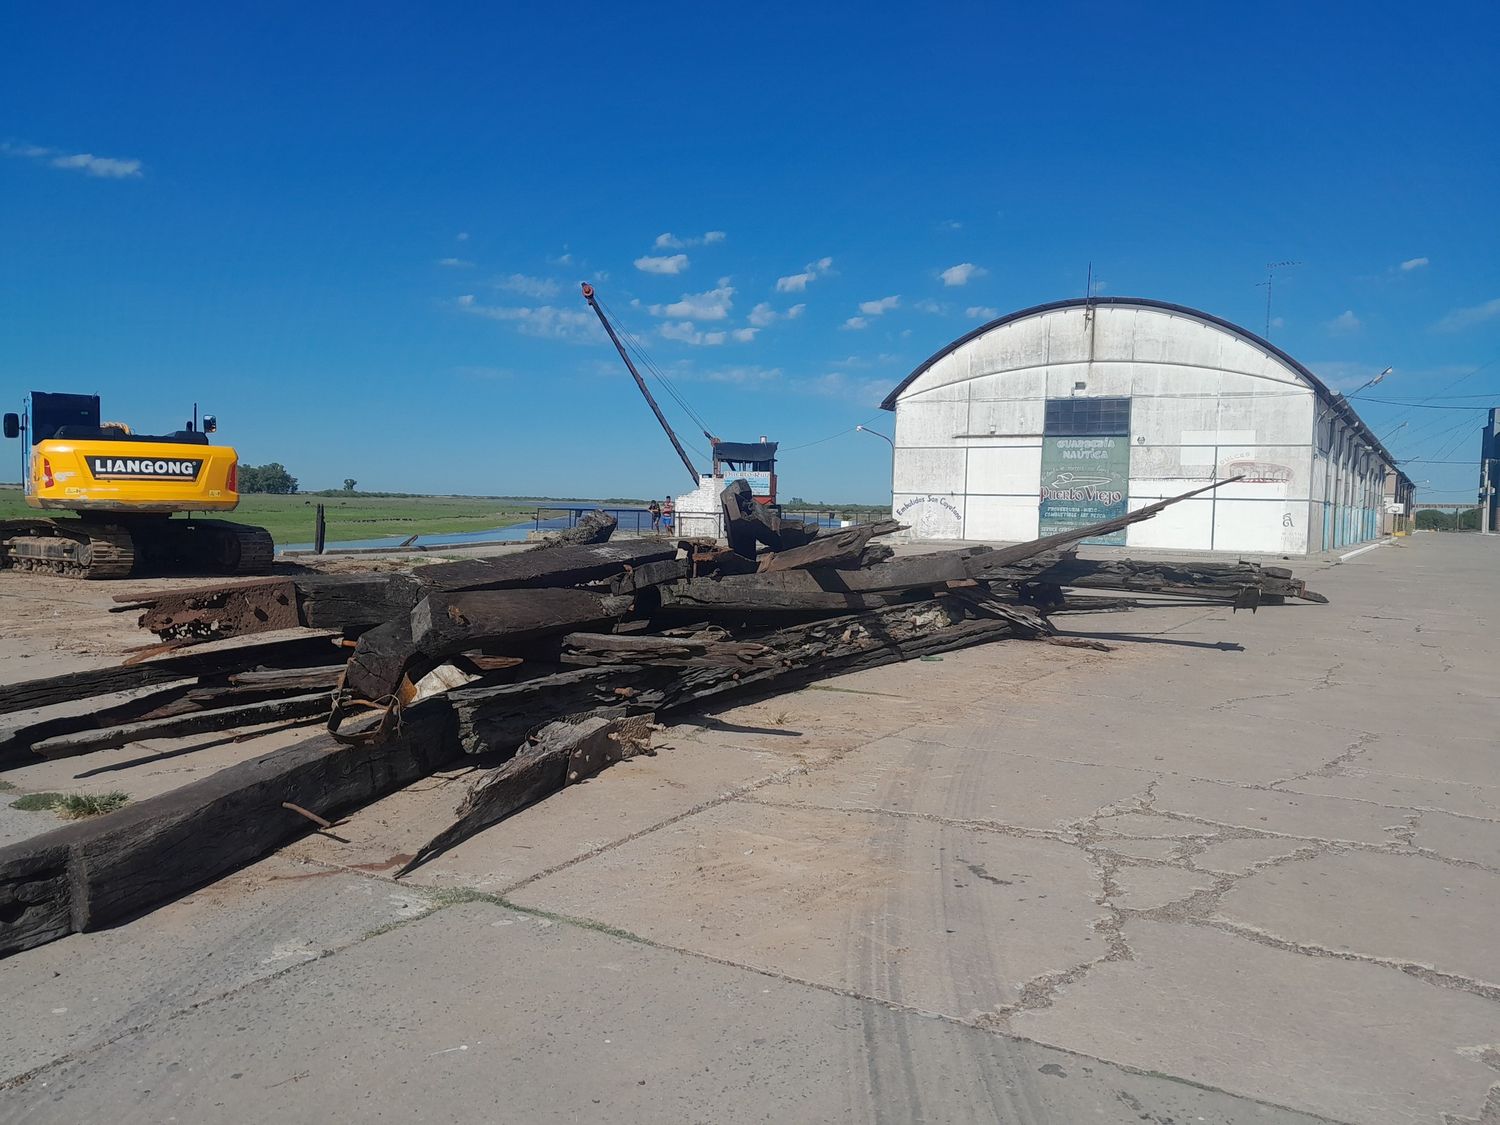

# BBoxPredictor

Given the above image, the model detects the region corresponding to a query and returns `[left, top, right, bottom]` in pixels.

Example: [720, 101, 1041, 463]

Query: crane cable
[598, 297, 717, 441]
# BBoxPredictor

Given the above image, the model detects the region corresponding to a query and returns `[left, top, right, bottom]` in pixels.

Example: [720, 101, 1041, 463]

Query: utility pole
[1483, 459, 1493, 535]
[1256, 261, 1300, 339]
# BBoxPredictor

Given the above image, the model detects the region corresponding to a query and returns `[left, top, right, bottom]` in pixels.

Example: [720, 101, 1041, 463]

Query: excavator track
[0, 519, 137, 579]
[183, 519, 276, 576]
[1, 518, 274, 579]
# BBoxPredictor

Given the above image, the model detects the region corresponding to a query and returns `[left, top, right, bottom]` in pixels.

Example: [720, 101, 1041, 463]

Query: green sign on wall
[1039, 435, 1130, 545]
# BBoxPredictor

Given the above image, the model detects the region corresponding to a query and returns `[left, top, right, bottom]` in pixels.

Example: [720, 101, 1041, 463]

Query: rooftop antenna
[1256, 261, 1300, 339]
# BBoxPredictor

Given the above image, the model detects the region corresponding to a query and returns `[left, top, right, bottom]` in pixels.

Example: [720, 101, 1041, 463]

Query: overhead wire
[780, 416, 886, 451]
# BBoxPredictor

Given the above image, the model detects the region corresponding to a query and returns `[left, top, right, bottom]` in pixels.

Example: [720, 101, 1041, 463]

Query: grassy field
[0, 486, 539, 546]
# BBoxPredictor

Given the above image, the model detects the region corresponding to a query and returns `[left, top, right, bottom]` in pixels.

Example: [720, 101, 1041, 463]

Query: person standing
[648, 498, 662, 534]
[662, 496, 675, 534]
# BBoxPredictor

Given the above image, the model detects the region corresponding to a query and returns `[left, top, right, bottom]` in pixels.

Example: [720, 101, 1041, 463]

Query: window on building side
[1044, 397, 1131, 436]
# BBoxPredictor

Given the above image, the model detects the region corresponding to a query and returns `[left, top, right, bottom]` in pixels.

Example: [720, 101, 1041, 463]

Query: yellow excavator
[2, 391, 274, 579]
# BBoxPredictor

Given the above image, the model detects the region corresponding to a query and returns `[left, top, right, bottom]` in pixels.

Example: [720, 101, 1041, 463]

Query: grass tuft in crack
[10, 792, 65, 812]
[11, 791, 129, 817]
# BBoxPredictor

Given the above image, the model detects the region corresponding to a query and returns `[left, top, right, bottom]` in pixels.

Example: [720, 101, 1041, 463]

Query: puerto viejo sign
[1039, 435, 1129, 545]
[86, 456, 203, 481]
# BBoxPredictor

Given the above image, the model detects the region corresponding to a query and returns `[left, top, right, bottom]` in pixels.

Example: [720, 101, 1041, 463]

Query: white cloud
[497, 273, 560, 299]
[635, 253, 690, 275]
[914, 298, 946, 315]
[658, 321, 732, 346]
[1326, 310, 1362, 335]
[858, 295, 900, 316]
[548, 250, 573, 265]
[690, 364, 781, 384]
[802, 371, 888, 407]
[654, 230, 727, 249]
[731, 327, 758, 343]
[1433, 297, 1500, 332]
[1399, 257, 1429, 271]
[842, 316, 869, 331]
[940, 262, 987, 287]
[747, 301, 806, 328]
[649, 282, 734, 321]
[965, 306, 999, 319]
[939, 219, 963, 231]
[776, 256, 834, 293]
[457, 232, 470, 241]
[437, 257, 474, 268]
[453, 294, 596, 340]
[3, 142, 143, 178]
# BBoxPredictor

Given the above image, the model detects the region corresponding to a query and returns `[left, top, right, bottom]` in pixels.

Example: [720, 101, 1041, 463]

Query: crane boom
[582, 283, 700, 486]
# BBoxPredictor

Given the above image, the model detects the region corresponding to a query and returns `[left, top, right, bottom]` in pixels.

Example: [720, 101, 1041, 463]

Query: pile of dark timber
[0, 489, 1327, 956]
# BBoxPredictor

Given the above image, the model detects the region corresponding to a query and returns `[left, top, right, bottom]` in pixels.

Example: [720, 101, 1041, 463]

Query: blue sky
[2, 2, 1497, 504]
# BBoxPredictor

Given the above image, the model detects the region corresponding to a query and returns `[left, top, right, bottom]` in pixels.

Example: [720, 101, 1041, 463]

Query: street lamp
[855, 424, 894, 448]
[1348, 367, 1392, 399]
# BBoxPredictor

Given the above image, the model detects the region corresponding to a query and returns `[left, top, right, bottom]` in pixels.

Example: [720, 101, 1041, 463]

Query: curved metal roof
[878, 296, 1402, 473]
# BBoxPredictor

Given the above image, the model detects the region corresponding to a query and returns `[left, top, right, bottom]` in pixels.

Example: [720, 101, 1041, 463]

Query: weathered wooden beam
[0, 702, 458, 958]
[0, 674, 345, 765]
[299, 539, 677, 633]
[556, 631, 781, 669]
[396, 714, 654, 877]
[525, 508, 616, 549]
[226, 666, 346, 690]
[721, 478, 798, 557]
[0, 682, 197, 766]
[608, 557, 689, 595]
[638, 597, 1046, 714]
[448, 665, 673, 755]
[0, 634, 343, 717]
[756, 521, 903, 573]
[31, 692, 333, 760]
[654, 551, 976, 612]
[656, 577, 911, 615]
[343, 589, 630, 703]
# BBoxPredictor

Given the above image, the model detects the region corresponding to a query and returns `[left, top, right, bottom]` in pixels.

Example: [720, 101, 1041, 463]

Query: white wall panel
[892, 446, 966, 494]
[966, 444, 1042, 495]
[1044, 308, 1092, 365]
[966, 397, 1043, 437]
[1125, 495, 1214, 548]
[893, 397, 968, 446]
[965, 495, 1039, 542]
[1212, 499, 1308, 554]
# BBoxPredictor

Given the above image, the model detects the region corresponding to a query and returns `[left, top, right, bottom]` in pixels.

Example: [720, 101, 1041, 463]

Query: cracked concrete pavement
[2, 534, 1497, 1123]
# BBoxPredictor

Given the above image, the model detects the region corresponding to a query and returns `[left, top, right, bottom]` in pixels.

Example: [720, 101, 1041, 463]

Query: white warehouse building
[882, 297, 1406, 555]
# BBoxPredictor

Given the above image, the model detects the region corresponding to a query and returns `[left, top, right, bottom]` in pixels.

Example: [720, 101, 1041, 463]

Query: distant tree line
[1414, 507, 1480, 531]
[239, 463, 298, 494]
